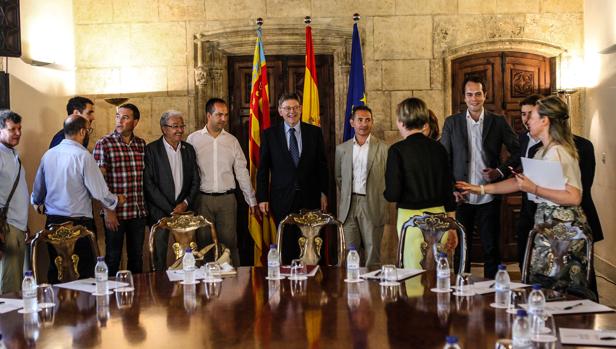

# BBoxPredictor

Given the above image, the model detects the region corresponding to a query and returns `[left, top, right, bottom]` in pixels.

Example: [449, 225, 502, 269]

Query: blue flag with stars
[343, 22, 366, 141]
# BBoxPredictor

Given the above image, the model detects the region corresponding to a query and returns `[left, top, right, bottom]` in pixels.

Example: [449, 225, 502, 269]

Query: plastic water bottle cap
[185, 247, 192, 253]
[532, 284, 542, 290]
[24, 270, 33, 277]
[270, 244, 277, 249]
[446, 336, 458, 344]
[349, 244, 357, 251]
[498, 264, 506, 271]
[97, 256, 105, 262]
[438, 252, 447, 258]
[516, 309, 528, 317]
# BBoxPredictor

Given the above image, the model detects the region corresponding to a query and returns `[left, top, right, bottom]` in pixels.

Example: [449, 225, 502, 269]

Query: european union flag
[343, 22, 366, 141]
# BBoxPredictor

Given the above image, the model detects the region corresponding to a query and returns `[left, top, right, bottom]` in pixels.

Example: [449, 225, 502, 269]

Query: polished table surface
[0, 267, 614, 348]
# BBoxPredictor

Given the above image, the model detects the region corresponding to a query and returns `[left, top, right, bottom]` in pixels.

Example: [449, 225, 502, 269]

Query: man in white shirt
[187, 98, 259, 266]
[335, 106, 389, 267]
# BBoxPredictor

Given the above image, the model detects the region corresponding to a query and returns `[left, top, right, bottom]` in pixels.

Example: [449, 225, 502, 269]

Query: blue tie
[289, 128, 300, 167]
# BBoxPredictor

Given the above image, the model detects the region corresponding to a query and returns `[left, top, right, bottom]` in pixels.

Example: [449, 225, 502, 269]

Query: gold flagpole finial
[304, 16, 312, 26]
[353, 13, 360, 22]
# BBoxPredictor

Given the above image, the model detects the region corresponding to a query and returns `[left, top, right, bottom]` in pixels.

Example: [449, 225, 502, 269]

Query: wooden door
[451, 51, 553, 263]
[228, 55, 336, 265]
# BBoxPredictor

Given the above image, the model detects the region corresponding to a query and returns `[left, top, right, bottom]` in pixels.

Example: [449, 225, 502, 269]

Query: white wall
[584, 0, 616, 278]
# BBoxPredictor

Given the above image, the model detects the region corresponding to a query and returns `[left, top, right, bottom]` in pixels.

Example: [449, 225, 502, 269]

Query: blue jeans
[104, 217, 146, 276]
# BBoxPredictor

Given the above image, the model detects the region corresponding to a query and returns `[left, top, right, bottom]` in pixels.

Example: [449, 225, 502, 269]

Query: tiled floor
[471, 263, 616, 308]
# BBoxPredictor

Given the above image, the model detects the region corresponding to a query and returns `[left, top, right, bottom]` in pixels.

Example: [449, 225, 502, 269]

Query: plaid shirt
[93, 131, 147, 220]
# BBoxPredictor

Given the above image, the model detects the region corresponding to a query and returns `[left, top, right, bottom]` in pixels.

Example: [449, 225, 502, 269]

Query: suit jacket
[440, 110, 520, 182]
[574, 135, 603, 242]
[256, 122, 329, 223]
[144, 137, 200, 225]
[335, 136, 389, 226]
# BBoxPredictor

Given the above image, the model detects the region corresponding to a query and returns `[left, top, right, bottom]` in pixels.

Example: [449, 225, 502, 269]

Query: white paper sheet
[459, 280, 530, 295]
[361, 268, 424, 281]
[559, 328, 616, 346]
[55, 278, 129, 293]
[521, 157, 566, 201]
[521, 299, 614, 315]
[0, 298, 24, 314]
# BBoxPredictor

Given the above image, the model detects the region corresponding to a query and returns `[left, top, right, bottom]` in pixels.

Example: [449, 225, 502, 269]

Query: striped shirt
[93, 131, 146, 220]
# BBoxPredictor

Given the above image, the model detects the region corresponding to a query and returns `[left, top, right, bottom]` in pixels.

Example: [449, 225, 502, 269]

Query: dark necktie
[289, 128, 300, 167]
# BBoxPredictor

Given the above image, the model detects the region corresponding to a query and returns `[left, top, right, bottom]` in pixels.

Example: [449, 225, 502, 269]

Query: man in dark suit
[144, 110, 200, 271]
[50, 96, 95, 148]
[441, 75, 520, 278]
[256, 92, 329, 263]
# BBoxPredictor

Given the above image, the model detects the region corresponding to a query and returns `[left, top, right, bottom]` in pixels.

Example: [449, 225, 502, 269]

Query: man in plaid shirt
[93, 103, 147, 275]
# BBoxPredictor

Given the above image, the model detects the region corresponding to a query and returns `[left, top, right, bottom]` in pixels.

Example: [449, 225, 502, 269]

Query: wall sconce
[104, 98, 129, 106]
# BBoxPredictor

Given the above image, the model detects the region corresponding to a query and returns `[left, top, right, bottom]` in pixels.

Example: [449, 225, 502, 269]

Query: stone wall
[73, 0, 584, 144]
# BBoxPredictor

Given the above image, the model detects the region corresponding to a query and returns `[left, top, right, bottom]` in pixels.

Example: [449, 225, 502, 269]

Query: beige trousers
[197, 193, 239, 266]
[0, 224, 25, 294]
[342, 195, 383, 268]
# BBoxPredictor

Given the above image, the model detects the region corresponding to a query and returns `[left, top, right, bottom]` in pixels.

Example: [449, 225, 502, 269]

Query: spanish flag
[302, 24, 320, 126]
[248, 26, 277, 266]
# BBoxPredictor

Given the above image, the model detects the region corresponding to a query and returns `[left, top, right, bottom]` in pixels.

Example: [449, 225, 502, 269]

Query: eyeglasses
[281, 106, 301, 112]
[163, 124, 186, 130]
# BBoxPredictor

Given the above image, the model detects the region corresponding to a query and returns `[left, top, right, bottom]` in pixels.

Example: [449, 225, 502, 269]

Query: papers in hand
[460, 280, 530, 295]
[520, 157, 566, 202]
[360, 268, 424, 281]
[0, 298, 24, 314]
[55, 278, 129, 294]
[521, 299, 614, 315]
[560, 328, 616, 346]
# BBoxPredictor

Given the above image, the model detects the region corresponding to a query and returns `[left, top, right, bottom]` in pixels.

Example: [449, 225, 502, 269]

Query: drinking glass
[380, 284, 399, 303]
[454, 273, 474, 296]
[204, 280, 222, 299]
[380, 264, 398, 286]
[115, 288, 134, 309]
[507, 289, 527, 314]
[290, 279, 307, 297]
[115, 270, 134, 292]
[531, 312, 557, 348]
[289, 259, 307, 281]
[204, 262, 222, 282]
[37, 284, 55, 309]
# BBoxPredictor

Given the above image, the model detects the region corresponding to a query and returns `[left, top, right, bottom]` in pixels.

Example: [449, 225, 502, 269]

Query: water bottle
[346, 245, 360, 282]
[21, 271, 38, 313]
[494, 264, 511, 307]
[436, 252, 451, 291]
[267, 244, 281, 279]
[183, 247, 196, 284]
[512, 309, 532, 348]
[443, 335, 462, 348]
[95, 256, 109, 295]
[527, 284, 546, 317]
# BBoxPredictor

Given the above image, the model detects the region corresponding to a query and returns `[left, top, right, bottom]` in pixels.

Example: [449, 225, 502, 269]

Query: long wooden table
[0, 267, 613, 348]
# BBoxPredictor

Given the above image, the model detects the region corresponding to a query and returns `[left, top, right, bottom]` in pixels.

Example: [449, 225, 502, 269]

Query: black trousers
[274, 189, 319, 265]
[46, 215, 96, 234]
[104, 217, 146, 276]
[516, 195, 537, 270]
[456, 200, 501, 279]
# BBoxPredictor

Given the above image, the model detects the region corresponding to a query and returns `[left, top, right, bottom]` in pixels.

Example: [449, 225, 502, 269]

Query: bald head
[64, 115, 88, 136]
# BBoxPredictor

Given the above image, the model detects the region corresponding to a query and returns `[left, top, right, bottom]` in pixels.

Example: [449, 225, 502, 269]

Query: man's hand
[259, 202, 269, 216]
[320, 194, 328, 212]
[104, 209, 120, 231]
[481, 168, 502, 182]
[117, 194, 127, 206]
[445, 229, 458, 252]
[172, 201, 188, 214]
[249, 205, 262, 221]
[33, 204, 45, 215]
[453, 191, 467, 203]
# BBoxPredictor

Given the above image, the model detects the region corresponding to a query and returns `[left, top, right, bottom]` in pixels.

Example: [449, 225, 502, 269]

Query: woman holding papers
[384, 98, 457, 269]
[457, 95, 594, 299]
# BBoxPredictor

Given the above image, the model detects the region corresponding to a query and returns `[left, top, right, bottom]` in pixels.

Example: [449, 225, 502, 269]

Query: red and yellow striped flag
[302, 25, 320, 126]
[248, 27, 277, 266]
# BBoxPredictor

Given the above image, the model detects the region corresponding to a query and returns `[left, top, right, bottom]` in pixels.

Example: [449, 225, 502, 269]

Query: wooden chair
[31, 222, 99, 284]
[397, 213, 467, 274]
[148, 212, 220, 271]
[276, 209, 345, 266]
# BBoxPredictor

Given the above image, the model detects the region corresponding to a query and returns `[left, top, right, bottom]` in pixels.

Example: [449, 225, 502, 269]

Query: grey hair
[159, 110, 184, 128]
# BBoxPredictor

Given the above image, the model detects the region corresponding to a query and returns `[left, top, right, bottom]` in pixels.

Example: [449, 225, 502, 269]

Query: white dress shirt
[352, 134, 370, 195]
[466, 109, 493, 205]
[284, 122, 302, 154]
[187, 127, 257, 206]
[525, 132, 541, 157]
[163, 138, 183, 200]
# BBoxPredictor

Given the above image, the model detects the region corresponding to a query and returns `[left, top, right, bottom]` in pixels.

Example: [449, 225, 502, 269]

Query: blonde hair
[536, 95, 578, 160]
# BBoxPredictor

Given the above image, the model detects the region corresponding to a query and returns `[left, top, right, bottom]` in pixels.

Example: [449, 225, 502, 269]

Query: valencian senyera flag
[302, 24, 320, 126]
[343, 21, 367, 141]
[248, 26, 277, 266]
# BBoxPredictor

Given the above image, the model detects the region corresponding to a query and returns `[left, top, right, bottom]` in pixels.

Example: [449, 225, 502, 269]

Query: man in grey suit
[441, 75, 519, 278]
[335, 106, 389, 267]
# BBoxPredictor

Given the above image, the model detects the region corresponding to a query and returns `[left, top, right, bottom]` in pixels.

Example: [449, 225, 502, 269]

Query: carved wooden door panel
[228, 55, 336, 265]
[452, 51, 552, 263]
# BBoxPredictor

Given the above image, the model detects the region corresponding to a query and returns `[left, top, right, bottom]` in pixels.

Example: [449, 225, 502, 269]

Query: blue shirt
[0, 143, 29, 231]
[31, 139, 118, 218]
[283, 122, 302, 155]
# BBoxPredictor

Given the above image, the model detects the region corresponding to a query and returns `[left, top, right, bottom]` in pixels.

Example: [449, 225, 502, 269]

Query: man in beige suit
[335, 106, 389, 267]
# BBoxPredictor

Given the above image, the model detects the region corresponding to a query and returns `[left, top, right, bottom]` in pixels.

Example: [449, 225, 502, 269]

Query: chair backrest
[148, 212, 218, 271]
[521, 221, 593, 285]
[31, 222, 99, 284]
[397, 213, 467, 275]
[276, 209, 345, 266]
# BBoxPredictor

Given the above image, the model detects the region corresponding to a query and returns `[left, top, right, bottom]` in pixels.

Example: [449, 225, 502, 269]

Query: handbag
[0, 157, 22, 256]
